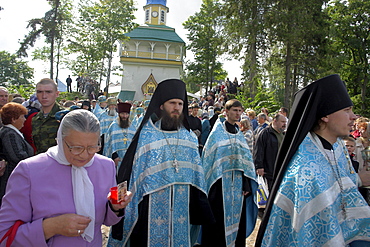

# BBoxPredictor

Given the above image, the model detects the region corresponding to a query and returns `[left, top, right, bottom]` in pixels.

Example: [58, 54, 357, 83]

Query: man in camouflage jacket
[32, 79, 63, 154]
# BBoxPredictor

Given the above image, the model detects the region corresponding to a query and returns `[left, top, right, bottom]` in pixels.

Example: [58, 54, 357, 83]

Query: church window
[160, 10, 165, 23]
[145, 10, 149, 22]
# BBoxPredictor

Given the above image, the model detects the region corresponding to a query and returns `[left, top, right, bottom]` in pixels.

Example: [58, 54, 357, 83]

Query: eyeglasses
[64, 140, 101, 155]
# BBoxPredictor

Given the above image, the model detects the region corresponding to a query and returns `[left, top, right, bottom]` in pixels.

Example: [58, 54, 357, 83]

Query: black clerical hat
[255, 74, 353, 246]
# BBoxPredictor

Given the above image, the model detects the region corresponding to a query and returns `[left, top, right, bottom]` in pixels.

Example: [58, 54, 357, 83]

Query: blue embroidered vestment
[262, 132, 370, 246]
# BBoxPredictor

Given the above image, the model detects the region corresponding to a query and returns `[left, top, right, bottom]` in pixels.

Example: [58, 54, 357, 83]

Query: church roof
[125, 25, 185, 44]
[146, 0, 166, 5]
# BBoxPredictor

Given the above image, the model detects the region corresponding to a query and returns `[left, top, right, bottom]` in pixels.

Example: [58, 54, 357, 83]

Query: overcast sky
[0, 0, 242, 85]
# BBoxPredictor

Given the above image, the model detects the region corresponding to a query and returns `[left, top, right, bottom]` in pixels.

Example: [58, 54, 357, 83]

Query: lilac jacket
[0, 153, 121, 246]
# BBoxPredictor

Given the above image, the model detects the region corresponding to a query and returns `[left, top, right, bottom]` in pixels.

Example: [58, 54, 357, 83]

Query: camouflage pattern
[32, 103, 63, 154]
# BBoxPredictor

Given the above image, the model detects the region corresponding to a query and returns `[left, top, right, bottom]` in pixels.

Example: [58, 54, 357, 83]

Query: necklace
[122, 128, 128, 144]
[325, 149, 347, 219]
[312, 133, 347, 219]
[161, 129, 180, 173]
[225, 122, 238, 162]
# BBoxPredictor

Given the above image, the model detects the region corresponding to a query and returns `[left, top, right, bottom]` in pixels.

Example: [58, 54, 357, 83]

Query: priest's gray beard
[160, 109, 183, 131]
[107, 109, 116, 116]
[118, 117, 130, 129]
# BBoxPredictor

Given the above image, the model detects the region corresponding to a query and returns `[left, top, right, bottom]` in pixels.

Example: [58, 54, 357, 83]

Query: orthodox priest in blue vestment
[256, 74, 370, 246]
[131, 107, 145, 129]
[108, 79, 214, 247]
[97, 97, 117, 155]
[98, 97, 117, 136]
[201, 99, 258, 247]
[93, 95, 107, 117]
[104, 102, 136, 170]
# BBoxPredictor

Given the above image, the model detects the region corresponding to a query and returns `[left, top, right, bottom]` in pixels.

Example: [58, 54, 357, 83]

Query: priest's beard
[107, 109, 116, 116]
[118, 117, 130, 129]
[160, 109, 183, 131]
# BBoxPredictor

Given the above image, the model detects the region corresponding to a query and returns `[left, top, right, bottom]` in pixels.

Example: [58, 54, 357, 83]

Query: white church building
[117, 0, 185, 101]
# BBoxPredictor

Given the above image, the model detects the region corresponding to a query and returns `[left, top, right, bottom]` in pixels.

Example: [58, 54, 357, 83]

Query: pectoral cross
[123, 137, 128, 144]
[173, 159, 179, 173]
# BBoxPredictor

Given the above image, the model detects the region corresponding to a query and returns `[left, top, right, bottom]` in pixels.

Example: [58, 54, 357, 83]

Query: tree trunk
[291, 64, 298, 108]
[249, 0, 258, 99]
[284, 42, 292, 108]
[55, 38, 62, 83]
[249, 41, 257, 99]
[49, 0, 60, 80]
[105, 49, 113, 95]
[361, 75, 368, 111]
[99, 58, 105, 93]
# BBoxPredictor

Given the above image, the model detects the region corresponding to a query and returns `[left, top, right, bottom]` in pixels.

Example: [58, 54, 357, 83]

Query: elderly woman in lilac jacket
[0, 109, 132, 246]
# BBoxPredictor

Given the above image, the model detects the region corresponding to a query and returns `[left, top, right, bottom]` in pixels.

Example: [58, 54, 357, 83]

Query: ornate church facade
[118, 0, 185, 101]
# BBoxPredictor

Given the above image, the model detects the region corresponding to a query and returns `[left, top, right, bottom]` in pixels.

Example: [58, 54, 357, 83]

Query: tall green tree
[220, 0, 267, 99]
[17, 0, 73, 81]
[212, 0, 329, 108]
[262, 0, 329, 107]
[66, 15, 107, 82]
[69, 0, 137, 93]
[0, 51, 34, 86]
[326, 0, 370, 116]
[183, 0, 226, 93]
[183, 60, 227, 94]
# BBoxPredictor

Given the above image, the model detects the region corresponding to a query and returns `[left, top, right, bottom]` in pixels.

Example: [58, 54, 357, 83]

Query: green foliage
[0, 51, 34, 86]
[32, 46, 51, 61]
[220, 0, 267, 98]
[182, 60, 227, 94]
[211, 0, 331, 108]
[235, 86, 281, 114]
[7, 84, 36, 99]
[9, 0, 370, 115]
[183, 0, 226, 93]
[65, 0, 137, 91]
[325, 0, 370, 116]
[351, 94, 370, 117]
[57, 91, 84, 102]
[18, 0, 74, 80]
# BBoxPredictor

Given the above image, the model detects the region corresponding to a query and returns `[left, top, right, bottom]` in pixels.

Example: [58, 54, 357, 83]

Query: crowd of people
[0, 74, 370, 246]
[75, 76, 100, 96]
[0, 79, 132, 247]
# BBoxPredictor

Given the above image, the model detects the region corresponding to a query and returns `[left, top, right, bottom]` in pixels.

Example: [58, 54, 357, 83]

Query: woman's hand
[113, 157, 121, 167]
[0, 160, 6, 177]
[108, 191, 133, 212]
[42, 213, 91, 240]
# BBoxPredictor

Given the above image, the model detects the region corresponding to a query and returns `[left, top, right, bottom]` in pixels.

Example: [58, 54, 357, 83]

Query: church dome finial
[147, 0, 167, 6]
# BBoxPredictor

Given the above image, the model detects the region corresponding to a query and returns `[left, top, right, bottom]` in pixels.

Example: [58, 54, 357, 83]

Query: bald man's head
[0, 87, 9, 108]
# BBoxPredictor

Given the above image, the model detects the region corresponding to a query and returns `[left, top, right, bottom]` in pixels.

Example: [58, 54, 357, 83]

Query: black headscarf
[117, 79, 190, 184]
[81, 100, 91, 111]
[255, 74, 353, 246]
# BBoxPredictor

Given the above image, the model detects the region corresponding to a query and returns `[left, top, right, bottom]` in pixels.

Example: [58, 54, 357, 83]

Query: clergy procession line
[1, 75, 370, 246]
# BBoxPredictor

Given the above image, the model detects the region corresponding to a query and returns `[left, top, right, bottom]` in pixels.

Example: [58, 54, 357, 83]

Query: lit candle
[110, 186, 119, 204]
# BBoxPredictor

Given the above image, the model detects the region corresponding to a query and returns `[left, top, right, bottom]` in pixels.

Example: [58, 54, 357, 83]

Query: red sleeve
[20, 112, 38, 153]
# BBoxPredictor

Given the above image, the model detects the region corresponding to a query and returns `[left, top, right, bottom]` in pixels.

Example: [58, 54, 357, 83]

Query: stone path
[101, 219, 261, 246]
[246, 218, 261, 246]
[101, 225, 109, 246]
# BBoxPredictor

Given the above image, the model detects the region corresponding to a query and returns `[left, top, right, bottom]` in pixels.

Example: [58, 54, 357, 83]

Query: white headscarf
[46, 119, 95, 242]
